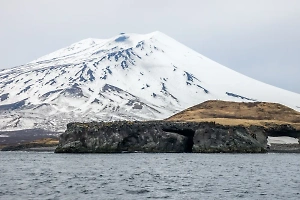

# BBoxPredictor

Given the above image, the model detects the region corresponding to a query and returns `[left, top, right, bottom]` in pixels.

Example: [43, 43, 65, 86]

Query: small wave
[125, 189, 150, 194]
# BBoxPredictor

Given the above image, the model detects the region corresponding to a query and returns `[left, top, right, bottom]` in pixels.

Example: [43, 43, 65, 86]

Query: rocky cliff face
[55, 121, 268, 153]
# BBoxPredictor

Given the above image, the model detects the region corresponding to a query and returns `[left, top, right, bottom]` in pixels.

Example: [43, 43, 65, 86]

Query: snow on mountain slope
[0, 31, 300, 132]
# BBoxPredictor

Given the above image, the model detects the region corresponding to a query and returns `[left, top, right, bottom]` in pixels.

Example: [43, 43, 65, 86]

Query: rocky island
[55, 101, 300, 153]
[55, 121, 267, 153]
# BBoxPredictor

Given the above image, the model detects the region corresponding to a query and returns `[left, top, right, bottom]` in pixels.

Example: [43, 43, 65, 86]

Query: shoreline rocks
[1, 143, 58, 151]
[55, 121, 268, 153]
[1, 138, 59, 152]
[268, 143, 300, 153]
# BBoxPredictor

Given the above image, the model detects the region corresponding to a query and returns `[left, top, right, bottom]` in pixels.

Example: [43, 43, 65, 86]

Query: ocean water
[0, 152, 299, 200]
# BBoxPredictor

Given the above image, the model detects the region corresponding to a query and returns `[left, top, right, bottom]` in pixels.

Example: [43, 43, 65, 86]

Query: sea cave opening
[267, 129, 300, 138]
[162, 128, 195, 153]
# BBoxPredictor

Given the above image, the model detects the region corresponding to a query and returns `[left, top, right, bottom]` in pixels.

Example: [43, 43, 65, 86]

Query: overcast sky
[1, 0, 299, 93]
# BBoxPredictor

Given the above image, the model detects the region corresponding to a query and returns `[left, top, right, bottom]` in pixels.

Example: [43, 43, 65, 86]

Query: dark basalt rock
[55, 121, 268, 153]
[192, 124, 266, 153]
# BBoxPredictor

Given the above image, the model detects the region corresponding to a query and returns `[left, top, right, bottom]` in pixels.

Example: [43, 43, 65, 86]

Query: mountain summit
[0, 31, 300, 131]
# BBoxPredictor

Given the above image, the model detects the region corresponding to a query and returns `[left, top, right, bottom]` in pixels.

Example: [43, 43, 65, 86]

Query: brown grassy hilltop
[166, 100, 300, 130]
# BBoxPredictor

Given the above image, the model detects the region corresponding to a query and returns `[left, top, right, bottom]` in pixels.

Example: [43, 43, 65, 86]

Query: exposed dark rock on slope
[55, 121, 268, 153]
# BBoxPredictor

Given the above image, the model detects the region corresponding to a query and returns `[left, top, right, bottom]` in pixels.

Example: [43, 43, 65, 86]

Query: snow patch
[268, 136, 299, 144]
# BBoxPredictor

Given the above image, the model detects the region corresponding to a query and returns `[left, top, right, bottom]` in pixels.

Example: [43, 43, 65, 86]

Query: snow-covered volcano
[0, 31, 300, 132]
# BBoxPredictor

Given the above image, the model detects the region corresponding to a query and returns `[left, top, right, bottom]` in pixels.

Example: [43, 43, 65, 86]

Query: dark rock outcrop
[266, 124, 300, 138]
[268, 144, 300, 153]
[55, 121, 268, 153]
[192, 124, 267, 153]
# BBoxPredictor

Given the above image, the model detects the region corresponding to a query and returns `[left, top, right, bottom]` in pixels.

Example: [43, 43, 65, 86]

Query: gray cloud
[1, 0, 299, 93]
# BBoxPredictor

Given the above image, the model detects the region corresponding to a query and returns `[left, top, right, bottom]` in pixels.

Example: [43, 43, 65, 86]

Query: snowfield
[0, 31, 300, 131]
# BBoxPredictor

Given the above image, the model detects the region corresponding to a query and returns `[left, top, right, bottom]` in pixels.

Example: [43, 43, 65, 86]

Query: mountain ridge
[0, 31, 300, 132]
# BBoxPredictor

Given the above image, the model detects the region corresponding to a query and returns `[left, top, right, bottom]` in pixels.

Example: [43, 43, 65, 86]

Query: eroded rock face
[55, 121, 268, 153]
[193, 125, 267, 153]
[55, 121, 189, 153]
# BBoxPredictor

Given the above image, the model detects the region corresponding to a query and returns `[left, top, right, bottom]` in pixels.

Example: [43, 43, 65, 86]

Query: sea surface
[0, 152, 299, 200]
